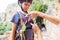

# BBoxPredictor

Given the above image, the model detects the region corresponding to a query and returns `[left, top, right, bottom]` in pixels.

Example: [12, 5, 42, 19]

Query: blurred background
[0, 0, 60, 40]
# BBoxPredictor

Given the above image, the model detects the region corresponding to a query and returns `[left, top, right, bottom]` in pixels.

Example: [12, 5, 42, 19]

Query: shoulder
[11, 11, 20, 24]
[11, 11, 21, 20]
[13, 11, 19, 17]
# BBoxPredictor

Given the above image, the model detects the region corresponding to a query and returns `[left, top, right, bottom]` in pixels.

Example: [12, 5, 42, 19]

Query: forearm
[31, 23, 43, 40]
[11, 30, 16, 40]
[36, 30, 43, 40]
[38, 12, 60, 25]
[11, 23, 17, 40]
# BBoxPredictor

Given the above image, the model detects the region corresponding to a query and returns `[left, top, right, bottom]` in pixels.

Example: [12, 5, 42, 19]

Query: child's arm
[11, 23, 17, 40]
[11, 12, 20, 40]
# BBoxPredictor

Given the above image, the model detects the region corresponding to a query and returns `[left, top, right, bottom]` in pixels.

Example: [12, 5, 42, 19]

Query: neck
[23, 10, 27, 13]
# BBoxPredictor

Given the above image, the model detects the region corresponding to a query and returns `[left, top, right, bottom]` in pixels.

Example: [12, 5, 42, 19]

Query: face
[21, 2, 31, 12]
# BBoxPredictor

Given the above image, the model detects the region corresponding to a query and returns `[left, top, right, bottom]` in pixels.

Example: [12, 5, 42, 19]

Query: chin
[24, 9, 28, 11]
[25, 10, 27, 11]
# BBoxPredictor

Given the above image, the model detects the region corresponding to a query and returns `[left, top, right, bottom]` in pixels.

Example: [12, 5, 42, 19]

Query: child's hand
[30, 23, 40, 33]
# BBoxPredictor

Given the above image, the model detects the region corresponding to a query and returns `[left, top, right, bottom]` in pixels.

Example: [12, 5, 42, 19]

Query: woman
[26, 11, 60, 40]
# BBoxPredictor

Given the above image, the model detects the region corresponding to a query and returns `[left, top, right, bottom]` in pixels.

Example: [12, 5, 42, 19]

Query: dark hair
[18, 0, 33, 4]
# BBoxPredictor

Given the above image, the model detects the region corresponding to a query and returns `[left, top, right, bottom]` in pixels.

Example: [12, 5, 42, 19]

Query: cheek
[25, 5, 30, 9]
[25, 6, 29, 10]
[22, 6, 28, 10]
[22, 5, 26, 9]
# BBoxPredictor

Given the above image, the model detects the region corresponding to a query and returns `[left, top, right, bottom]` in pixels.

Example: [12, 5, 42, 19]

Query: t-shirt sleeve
[11, 13, 19, 24]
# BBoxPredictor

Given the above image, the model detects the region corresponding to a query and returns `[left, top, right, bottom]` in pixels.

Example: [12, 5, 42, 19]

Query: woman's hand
[30, 23, 40, 33]
[31, 23, 43, 40]
[26, 11, 40, 19]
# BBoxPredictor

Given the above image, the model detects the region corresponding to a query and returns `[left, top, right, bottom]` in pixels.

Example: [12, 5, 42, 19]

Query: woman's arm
[31, 23, 43, 40]
[36, 30, 43, 40]
[26, 11, 60, 25]
[11, 23, 17, 40]
[38, 12, 60, 25]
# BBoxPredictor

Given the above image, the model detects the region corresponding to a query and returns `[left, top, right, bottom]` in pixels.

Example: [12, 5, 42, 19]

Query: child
[11, 0, 34, 40]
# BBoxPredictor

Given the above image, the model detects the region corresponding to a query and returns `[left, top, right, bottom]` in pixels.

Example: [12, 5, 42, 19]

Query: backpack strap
[18, 11, 26, 31]
[15, 12, 23, 39]
[18, 12, 26, 40]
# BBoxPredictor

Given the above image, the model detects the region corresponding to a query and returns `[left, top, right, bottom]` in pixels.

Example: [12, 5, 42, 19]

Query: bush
[35, 4, 48, 24]
[29, 0, 48, 27]
[58, 0, 60, 3]
[0, 21, 12, 35]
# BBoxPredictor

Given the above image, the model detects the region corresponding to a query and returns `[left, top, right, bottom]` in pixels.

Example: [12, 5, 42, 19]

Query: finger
[25, 13, 31, 17]
[30, 23, 35, 29]
[30, 23, 34, 26]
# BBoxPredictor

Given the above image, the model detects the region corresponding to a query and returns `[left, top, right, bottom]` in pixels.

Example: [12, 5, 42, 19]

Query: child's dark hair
[18, 0, 33, 4]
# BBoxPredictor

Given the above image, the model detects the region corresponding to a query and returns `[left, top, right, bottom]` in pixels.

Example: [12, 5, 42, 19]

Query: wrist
[38, 12, 45, 18]
[36, 12, 40, 16]
[36, 29, 40, 34]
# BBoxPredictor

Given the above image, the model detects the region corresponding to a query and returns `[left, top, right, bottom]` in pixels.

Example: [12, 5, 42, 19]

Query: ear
[18, 1, 22, 6]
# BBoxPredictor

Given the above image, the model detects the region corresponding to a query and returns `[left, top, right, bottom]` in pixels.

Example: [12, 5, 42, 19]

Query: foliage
[0, 21, 12, 35]
[49, 0, 53, 2]
[29, 0, 48, 24]
[36, 4, 48, 24]
[58, 0, 60, 3]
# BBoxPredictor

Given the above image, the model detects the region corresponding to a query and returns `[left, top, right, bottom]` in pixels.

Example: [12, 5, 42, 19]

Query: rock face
[0, 31, 11, 40]
[45, 0, 60, 40]
[5, 3, 20, 22]
[4, 31, 11, 40]
[0, 3, 20, 22]
[0, 35, 6, 40]
[0, 3, 20, 40]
